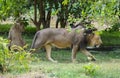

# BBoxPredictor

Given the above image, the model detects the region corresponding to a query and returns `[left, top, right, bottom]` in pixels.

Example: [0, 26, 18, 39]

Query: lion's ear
[92, 28, 97, 31]
[84, 28, 97, 34]
[84, 29, 92, 34]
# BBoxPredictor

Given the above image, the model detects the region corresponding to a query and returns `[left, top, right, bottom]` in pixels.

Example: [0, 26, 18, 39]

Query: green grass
[2, 49, 120, 78]
[29, 49, 120, 78]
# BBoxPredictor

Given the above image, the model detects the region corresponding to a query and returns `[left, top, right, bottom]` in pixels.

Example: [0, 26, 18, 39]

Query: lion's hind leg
[45, 45, 57, 63]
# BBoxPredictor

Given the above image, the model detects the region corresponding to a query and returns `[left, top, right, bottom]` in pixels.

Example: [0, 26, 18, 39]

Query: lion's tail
[31, 31, 39, 49]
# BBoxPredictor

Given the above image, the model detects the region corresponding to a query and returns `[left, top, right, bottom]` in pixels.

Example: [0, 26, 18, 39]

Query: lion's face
[87, 33, 102, 48]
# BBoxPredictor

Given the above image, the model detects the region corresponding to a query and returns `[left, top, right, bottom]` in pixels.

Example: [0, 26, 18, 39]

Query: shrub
[0, 24, 36, 35]
[0, 24, 12, 34]
[0, 37, 32, 73]
[24, 26, 36, 35]
[101, 31, 120, 46]
[106, 22, 120, 32]
[83, 63, 100, 76]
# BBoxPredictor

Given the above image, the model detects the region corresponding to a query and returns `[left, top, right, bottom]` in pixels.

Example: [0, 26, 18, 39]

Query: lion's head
[85, 28, 102, 48]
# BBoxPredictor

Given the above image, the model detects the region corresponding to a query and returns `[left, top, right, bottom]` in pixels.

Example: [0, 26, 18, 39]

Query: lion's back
[38, 28, 67, 36]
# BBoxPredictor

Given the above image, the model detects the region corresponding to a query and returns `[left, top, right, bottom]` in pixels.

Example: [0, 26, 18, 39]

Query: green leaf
[62, 0, 69, 5]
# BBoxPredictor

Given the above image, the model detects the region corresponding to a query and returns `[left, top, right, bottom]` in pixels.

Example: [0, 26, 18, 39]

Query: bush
[0, 37, 32, 73]
[107, 23, 120, 32]
[0, 24, 36, 35]
[24, 26, 36, 35]
[83, 63, 100, 76]
[101, 31, 120, 46]
[0, 24, 12, 34]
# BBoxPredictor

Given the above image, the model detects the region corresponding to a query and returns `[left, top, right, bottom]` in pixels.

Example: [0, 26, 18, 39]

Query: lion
[31, 25, 102, 63]
[8, 19, 26, 50]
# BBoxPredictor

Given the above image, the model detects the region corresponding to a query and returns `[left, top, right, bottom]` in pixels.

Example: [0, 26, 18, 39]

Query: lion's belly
[45, 34, 72, 48]
[52, 42, 71, 48]
[51, 37, 71, 48]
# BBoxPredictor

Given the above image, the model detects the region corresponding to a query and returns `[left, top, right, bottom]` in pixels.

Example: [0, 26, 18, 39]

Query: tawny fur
[31, 26, 102, 62]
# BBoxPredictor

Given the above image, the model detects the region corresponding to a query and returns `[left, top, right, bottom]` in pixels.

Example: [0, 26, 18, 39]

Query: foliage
[0, 24, 36, 35]
[0, 24, 12, 34]
[67, 0, 120, 26]
[0, 0, 29, 20]
[0, 37, 32, 73]
[83, 63, 100, 76]
[0, 0, 119, 29]
[24, 26, 36, 35]
[106, 23, 120, 32]
[90, 0, 120, 25]
[101, 31, 120, 46]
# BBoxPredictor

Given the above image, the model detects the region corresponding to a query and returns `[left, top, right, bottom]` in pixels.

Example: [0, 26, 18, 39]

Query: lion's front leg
[45, 45, 57, 63]
[81, 49, 96, 61]
[72, 45, 78, 63]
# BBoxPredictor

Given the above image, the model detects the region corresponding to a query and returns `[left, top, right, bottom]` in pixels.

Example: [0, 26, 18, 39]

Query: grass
[0, 41, 120, 78]
[30, 49, 120, 78]
[1, 49, 120, 78]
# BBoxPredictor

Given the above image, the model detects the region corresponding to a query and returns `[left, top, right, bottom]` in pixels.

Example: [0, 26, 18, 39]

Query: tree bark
[46, 10, 51, 28]
[31, 0, 41, 31]
[32, 0, 52, 30]
[56, 17, 59, 28]
[39, 0, 46, 28]
[60, 18, 67, 28]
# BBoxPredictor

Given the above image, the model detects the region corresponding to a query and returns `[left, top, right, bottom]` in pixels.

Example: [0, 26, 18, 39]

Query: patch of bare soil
[0, 72, 49, 78]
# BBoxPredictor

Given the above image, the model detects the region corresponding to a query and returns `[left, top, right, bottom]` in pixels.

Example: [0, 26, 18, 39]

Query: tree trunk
[56, 17, 59, 28]
[60, 18, 67, 28]
[32, 0, 52, 30]
[39, 0, 46, 29]
[34, 22, 41, 31]
[46, 10, 51, 28]
[31, 0, 41, 31]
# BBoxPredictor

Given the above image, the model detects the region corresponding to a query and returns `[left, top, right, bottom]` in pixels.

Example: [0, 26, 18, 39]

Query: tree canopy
[0, 0, 28, 20]
[0, 0, 119, 30]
